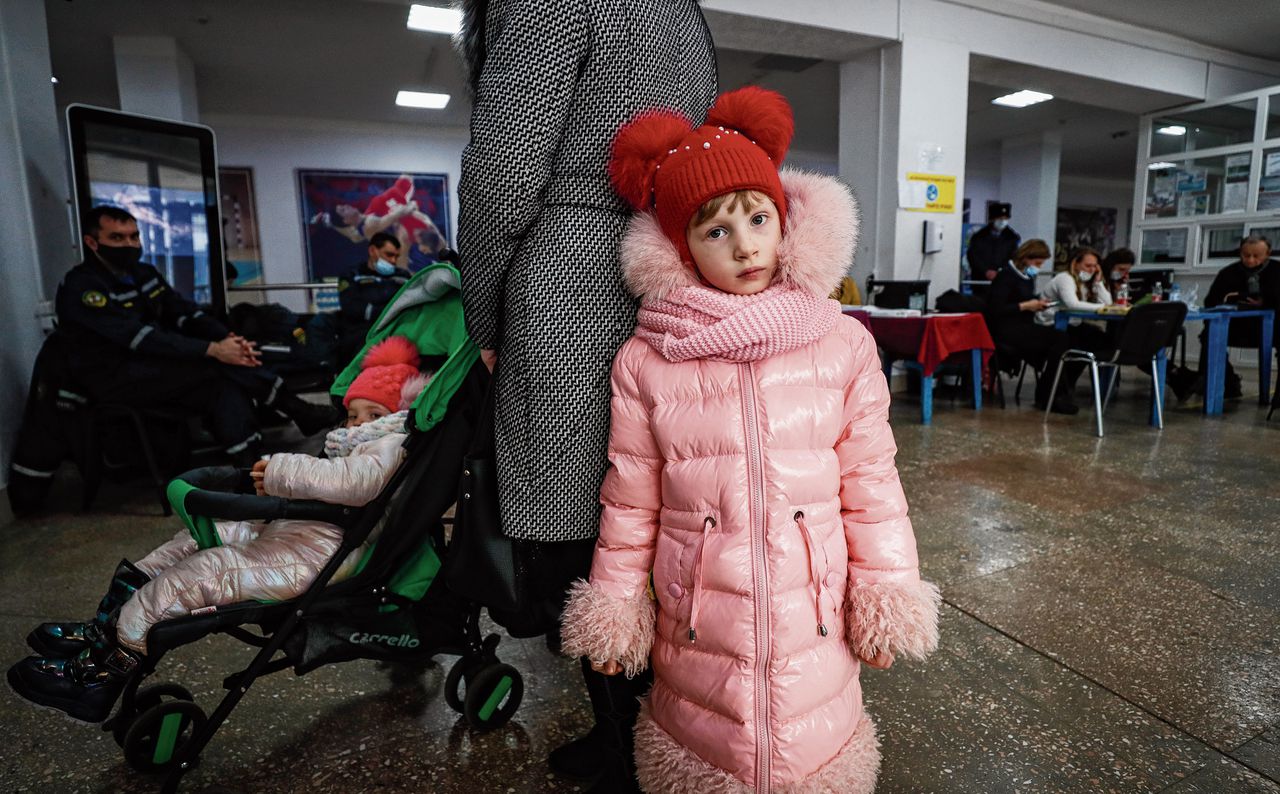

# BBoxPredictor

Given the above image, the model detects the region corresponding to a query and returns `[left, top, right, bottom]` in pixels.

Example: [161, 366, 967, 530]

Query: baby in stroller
[8, 336, 432, 724]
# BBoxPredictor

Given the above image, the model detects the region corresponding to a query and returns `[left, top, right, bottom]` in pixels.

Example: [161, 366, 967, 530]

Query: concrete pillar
[999, 131, 1061, 255]
[838, 36, 969, 300]
[0, 0, 75, 503]
[113, 36, 199, 122]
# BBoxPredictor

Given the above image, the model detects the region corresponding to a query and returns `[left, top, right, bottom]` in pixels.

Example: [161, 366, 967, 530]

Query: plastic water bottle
[1185, 284, 1200, 310]
[1116, 281, 1131, 306]
[1151, 282, 1164, 302]
[1168, 283, 1182, 303]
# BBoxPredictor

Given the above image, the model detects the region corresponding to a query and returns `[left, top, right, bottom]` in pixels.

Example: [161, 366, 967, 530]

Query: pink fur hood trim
[619, 169, 860, 303]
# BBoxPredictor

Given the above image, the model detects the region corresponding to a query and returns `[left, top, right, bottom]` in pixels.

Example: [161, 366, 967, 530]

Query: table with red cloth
[843, 310, 995, 423]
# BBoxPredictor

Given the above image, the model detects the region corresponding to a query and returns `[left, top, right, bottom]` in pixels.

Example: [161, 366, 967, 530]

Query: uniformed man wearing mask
[966, 202, 1021, 281]
[55, 206, 335, 464]
[336, 231, 412, 363]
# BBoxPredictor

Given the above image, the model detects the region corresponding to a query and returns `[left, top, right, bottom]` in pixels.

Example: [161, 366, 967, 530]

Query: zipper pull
[817, 623, 828, 637]
[688, 628, 697, 642]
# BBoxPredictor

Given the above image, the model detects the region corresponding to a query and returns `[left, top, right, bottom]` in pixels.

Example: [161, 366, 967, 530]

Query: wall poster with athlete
[297, 169, 450, 281]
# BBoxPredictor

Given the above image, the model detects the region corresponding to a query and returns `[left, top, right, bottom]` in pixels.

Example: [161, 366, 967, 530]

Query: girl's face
[686, 196, 782, 296]
[1073, 254, 1100, 280]
[1020, 257, 1048, 272]
[346, 397, 391, 428]
[1110, 264, 1132, 282]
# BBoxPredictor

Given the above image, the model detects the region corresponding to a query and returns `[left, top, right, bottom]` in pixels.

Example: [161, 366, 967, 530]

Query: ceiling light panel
[396, 90, 450, 109]
[407, 4, 462, 34]
[991, 90, 1054, 108]
[1156, 125, 1187, 136]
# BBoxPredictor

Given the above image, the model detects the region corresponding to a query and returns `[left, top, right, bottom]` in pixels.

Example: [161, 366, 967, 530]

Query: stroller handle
[169, 466, 353, 527]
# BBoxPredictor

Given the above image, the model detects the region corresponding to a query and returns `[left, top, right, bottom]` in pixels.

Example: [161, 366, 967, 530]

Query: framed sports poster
[298, 169, 450, 281]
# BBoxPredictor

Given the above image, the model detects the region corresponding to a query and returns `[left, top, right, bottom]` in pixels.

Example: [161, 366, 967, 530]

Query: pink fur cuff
[560, 580, 656, 678]
[845, 579, 941, 662]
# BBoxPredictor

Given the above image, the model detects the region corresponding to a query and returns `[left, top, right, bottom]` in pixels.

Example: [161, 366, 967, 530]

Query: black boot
[549, 658, 650, 792]
[28, 559, 150, 658]
[271, 392, 338, 437]
[8, 641, 141, 723]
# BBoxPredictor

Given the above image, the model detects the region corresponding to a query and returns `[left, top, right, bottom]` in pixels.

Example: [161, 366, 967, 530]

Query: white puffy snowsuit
[117, 431, 406, 652]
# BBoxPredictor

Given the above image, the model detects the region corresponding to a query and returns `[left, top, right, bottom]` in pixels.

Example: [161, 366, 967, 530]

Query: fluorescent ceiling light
[1148, 162, 1177, 170]
[396, 90, 450, 109]
[1156, 125, 1187, 136]
[407, 4, 462, 34]
[991, 89, 1053, 108]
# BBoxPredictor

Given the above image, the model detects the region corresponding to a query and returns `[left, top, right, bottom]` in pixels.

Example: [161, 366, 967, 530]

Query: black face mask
[94, 243, 143, 270]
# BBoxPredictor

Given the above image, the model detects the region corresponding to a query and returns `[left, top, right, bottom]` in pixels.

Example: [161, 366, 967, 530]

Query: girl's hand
[1019, 298, 1049, 312]
[861, 649, 894, 669]
[590, 659, 622, 676]
[250, 459, 269, 496]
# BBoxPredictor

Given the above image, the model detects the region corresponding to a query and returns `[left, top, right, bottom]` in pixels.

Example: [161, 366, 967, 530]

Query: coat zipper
[739, 361, 772, 793]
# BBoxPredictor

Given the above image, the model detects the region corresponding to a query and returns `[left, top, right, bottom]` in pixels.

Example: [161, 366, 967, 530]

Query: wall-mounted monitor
[66, 104, 226, 316]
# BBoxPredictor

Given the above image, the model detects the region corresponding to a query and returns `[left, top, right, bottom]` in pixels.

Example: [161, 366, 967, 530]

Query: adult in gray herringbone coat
[455, 1, 717, 789]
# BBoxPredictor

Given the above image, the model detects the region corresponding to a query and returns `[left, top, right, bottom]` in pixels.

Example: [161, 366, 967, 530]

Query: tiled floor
[1, 374, 1277, 793]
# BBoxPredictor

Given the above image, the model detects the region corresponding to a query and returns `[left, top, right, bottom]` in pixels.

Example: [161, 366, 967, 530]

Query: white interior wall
[204, 115, 468, 311]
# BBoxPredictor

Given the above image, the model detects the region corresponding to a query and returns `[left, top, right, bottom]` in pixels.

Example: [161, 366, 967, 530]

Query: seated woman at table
[1037, 247, 1114, 359]
[984, 239, 1081, 414]
[1102, 248, 1135, 295]
[1176, 235, 1280, 400]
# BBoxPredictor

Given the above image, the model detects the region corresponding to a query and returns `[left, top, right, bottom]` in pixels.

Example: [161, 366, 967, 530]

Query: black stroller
[99, 262, 522, 792]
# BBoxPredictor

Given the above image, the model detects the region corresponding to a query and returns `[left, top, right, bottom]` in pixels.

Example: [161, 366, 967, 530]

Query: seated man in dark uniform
[56, 206, 334, 464]
[336, 232, 412, 363]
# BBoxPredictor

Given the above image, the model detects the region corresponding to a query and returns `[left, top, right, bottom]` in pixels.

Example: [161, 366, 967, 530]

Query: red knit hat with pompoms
[608, 86, 794, 266]
[343, 336, 423, 410]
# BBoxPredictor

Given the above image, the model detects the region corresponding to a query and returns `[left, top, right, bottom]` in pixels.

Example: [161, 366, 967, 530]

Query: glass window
[1143, 153, 1251, 219]
[1267, 94, 1280, 140]
[1202, 225, 1246, 261]
[1149, 99, 1256, 156]
[1259, 148, 1280, 212]
[1140, 228, 1188, 265]
[1247, 224, 1280, 250]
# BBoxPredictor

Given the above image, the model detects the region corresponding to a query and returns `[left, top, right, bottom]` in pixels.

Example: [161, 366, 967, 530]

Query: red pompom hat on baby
[343, 336, 421, 411]
[608, 86, 795, 265]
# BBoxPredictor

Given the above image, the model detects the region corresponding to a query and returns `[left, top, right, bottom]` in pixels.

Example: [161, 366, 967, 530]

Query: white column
[0, 0, 75, 502]
[113, 36, 200, 122]
[838, 36, 969, 300]
[999, 131, 1062, 253]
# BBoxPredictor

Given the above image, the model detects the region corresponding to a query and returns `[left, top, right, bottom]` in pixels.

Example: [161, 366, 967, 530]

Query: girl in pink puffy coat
[560, 87, 941, 793]
[9, 336, 430, 724]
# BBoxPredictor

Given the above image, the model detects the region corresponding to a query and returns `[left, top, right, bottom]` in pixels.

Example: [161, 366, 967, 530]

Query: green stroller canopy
[331, 262, 480, 432]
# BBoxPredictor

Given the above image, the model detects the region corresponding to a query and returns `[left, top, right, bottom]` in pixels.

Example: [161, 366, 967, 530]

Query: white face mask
[1110, 271, 1125, 281]
[992, 219, 1009, 232]
[1078, 270, 1094, 282]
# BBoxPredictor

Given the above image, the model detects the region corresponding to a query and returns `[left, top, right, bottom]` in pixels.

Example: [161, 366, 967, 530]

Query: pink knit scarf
[635, 284, 841, 363]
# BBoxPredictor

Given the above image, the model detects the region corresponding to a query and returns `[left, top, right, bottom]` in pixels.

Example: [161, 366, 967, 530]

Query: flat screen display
[67, 105, 225, 315]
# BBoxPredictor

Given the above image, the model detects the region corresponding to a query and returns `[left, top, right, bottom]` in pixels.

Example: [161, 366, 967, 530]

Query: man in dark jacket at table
[1177, 235, 1280, 400]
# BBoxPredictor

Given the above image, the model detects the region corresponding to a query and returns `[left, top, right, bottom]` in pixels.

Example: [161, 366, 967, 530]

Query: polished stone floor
[1, 372, 1277, 793]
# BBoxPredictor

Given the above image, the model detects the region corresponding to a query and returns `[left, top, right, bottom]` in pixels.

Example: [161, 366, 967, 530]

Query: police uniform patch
[82, 291, 107, 308]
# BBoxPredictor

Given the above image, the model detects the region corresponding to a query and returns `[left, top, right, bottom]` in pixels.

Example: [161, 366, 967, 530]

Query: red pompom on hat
[343, 336, 422, 411]
[609, 86, 795, 265]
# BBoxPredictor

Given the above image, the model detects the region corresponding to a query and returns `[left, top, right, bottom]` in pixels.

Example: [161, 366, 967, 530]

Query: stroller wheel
[122, 699, 207, 773]
[112, 683, 196, 747]
[463, 663, 522, 731]
[443, 658, 468, 714]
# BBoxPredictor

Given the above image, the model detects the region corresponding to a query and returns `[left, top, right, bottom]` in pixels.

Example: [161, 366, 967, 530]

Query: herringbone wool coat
[457, 0, 718, 541]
